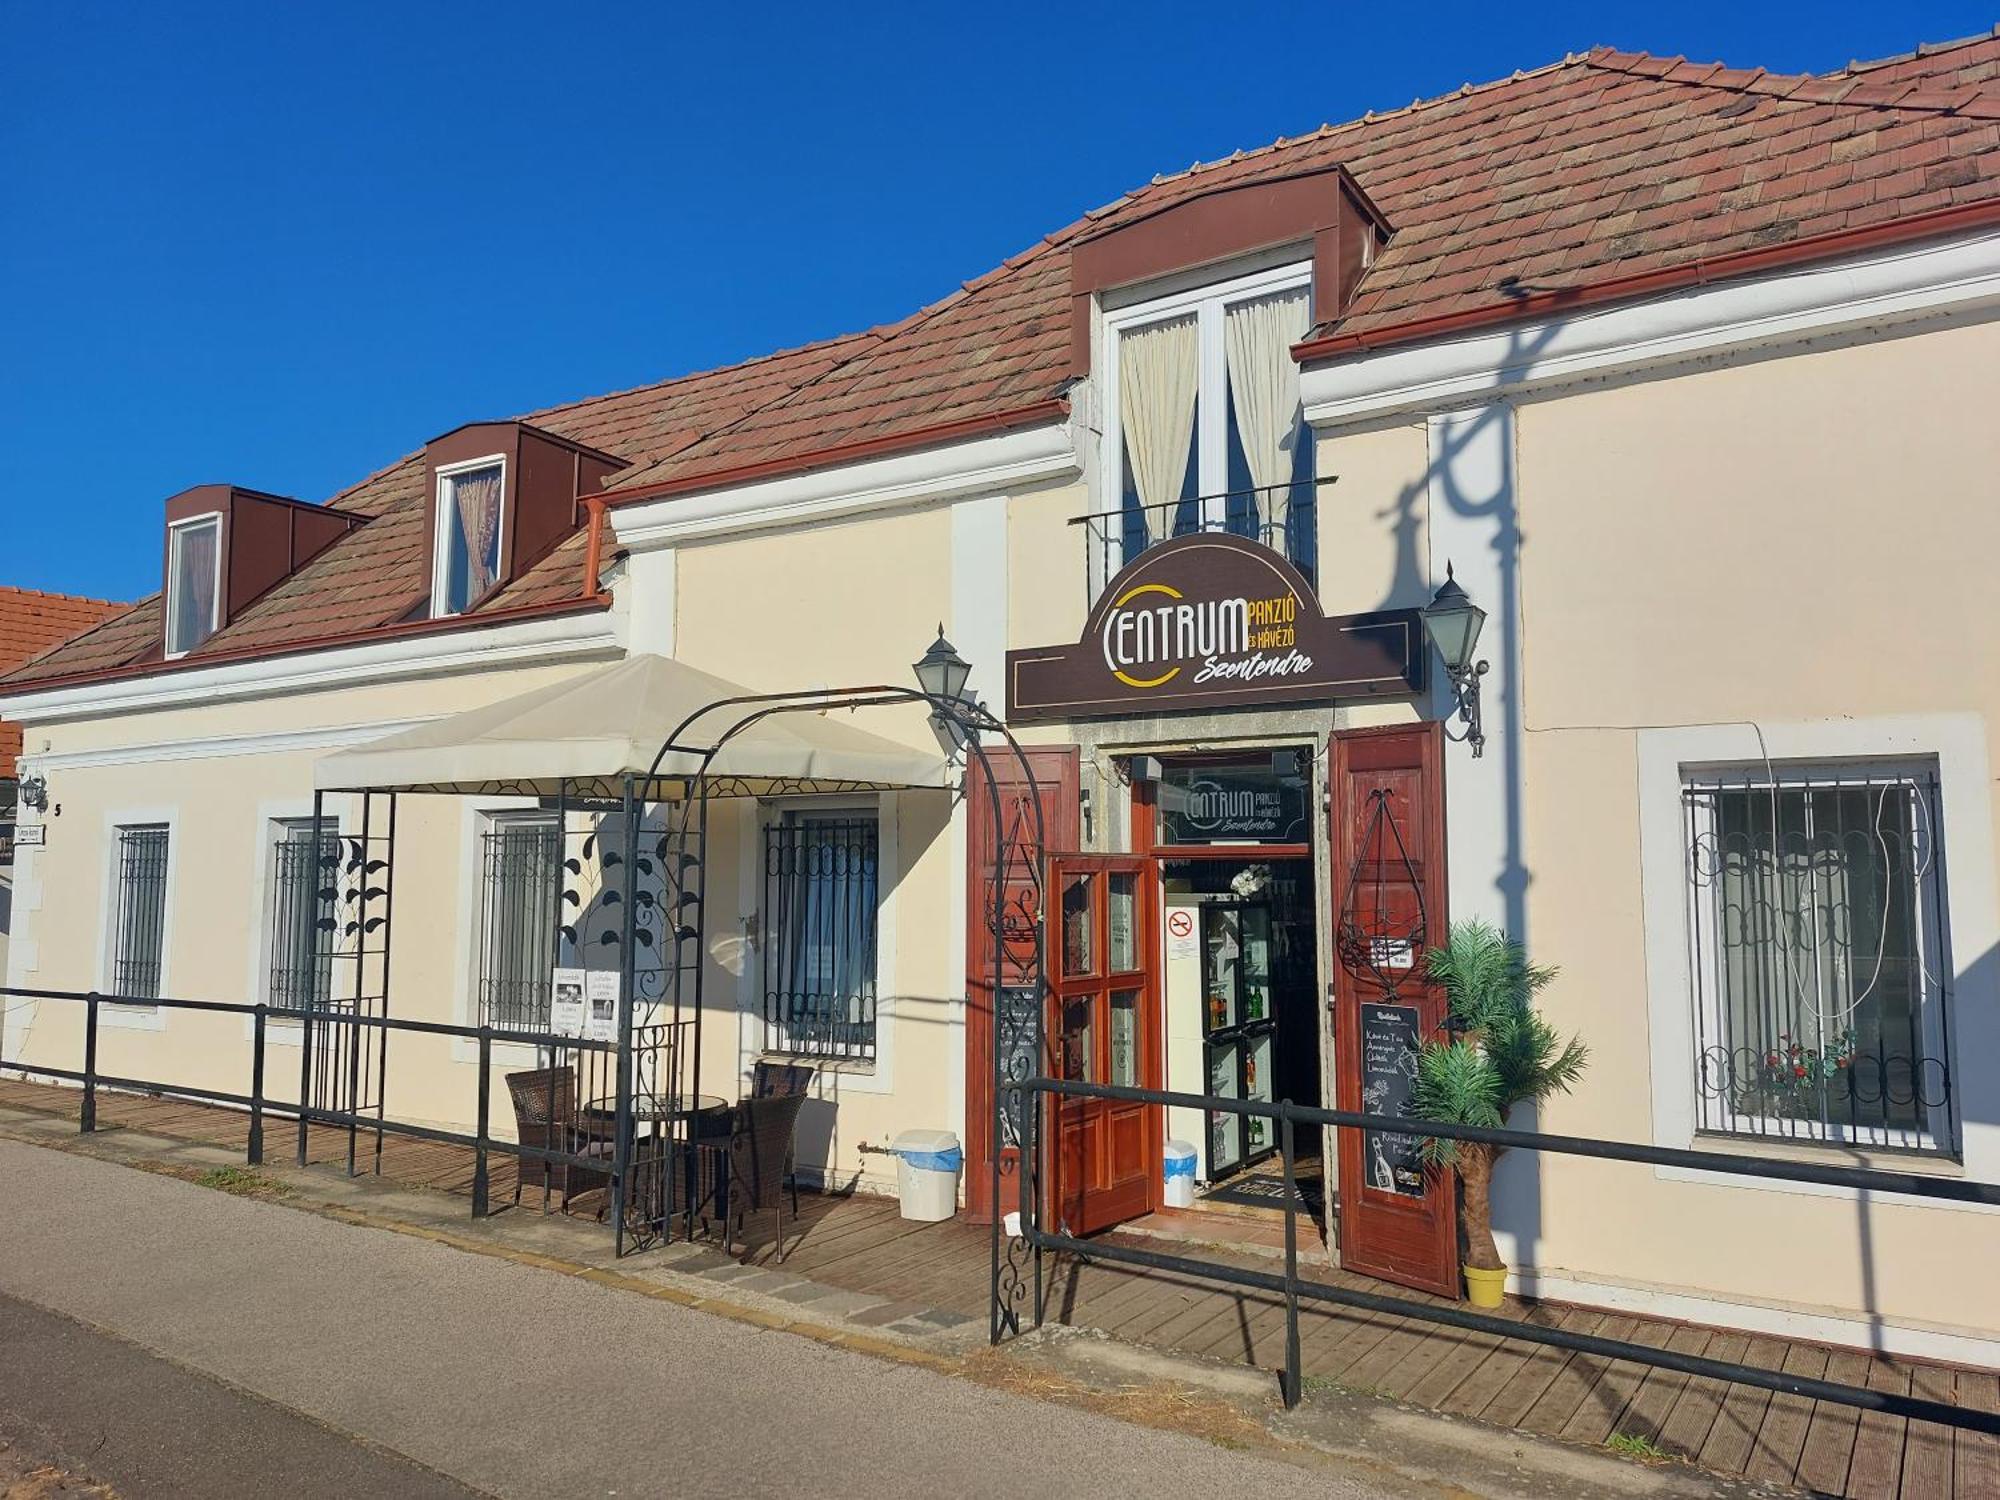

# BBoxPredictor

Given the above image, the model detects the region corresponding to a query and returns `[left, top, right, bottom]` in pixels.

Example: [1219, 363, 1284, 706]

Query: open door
[1047, 854, 1158, 1236]
[1329, 722, 1460, 1298]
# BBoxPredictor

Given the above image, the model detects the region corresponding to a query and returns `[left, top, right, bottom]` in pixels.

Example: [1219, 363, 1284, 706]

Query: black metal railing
[1683, 765, 1955, 1156]
[1069, 474, 1333, 600]
[1002, 1075, 2000, 1438]
[761, 815, 879, 1061]
[0, 985, 697, 1239]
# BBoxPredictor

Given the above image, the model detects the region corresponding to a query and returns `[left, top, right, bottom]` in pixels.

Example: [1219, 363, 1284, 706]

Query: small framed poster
[13, 823, 46, 848]
[584, 970, 620, 1043]
[550, 967, 586, 1037]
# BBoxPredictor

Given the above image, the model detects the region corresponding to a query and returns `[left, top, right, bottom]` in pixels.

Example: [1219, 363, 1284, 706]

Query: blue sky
[3, 1, 1992, 600]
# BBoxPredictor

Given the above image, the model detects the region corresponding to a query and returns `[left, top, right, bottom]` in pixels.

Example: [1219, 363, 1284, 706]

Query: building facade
[6, 37, 2000, 1364]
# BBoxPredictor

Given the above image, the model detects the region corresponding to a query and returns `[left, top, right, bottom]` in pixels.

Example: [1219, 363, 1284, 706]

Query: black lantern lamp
[1422, 564, 1490, 758]
[913, 625, 973, 705]
[914, 626, 976, 761]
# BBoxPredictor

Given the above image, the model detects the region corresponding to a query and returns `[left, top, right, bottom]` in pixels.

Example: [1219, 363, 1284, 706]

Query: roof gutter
[1293, 197, 2000, 363]
[0, 593, 611, 700]
[600, 397, 1070, 506]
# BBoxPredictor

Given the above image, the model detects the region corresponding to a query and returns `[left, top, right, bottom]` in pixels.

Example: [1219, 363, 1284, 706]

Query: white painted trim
[1635, 713, 2000, 1210]
[1512, 1265, 2000, 1368]
[1301, 228, 2000, 429]
[0, 606, 620, 727]
[430, 453, 508, 619]
[95, 804, 181, 1030]
[164, 511, 224, 659]
[608, 422, 1078, 552]
[33, 718, 435, 774]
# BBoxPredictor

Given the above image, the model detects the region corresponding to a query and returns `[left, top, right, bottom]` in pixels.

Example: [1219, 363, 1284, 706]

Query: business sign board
[1006, 533, 1425, 721]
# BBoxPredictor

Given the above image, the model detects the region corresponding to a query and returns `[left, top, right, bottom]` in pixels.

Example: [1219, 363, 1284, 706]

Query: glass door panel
[1059, 995, 1096, 1081]
[1239, 906, 1272, 1024]
[1108, 872, 1138, 973]
[1060, 872, 1099, 978]
[1109, 988, 1140, 1086]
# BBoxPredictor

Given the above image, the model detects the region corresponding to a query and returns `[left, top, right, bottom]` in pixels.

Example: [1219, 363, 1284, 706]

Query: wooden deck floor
[5, 1078, 1995, 1499]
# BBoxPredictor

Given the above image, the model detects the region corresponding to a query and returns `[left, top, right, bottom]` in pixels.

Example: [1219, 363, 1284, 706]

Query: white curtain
[451, 466, 504, 599]
[1224, 287, 1310, 541]
[1120, 315, 1199, 520]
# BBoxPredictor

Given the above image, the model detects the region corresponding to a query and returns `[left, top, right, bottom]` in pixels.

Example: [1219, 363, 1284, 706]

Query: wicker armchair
[692, 1091, 809, 1260]
[504, 1066, 611, 1213]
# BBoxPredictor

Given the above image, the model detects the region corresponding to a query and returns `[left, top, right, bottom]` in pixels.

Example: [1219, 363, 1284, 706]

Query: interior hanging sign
[1006, 534, 1425, 721]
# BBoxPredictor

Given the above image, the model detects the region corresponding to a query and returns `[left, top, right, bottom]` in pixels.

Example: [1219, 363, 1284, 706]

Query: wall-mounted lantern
[1422, 565, 1489, 758]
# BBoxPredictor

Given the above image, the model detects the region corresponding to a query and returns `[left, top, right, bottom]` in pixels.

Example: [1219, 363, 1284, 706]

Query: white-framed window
[265, 817, 337, 1012]
[165, 513, 223, 657]
[1682, 760, 1956, 1156]
[432, 456, 506, 618]
[1097, 259, 1316, 587]
[474, 809, 560, 1031]
[761, 810, 880, 1059]
[109, 823, 171, 1001]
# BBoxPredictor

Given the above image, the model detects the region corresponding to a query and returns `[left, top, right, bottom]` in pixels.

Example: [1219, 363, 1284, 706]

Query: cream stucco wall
[1389, 314, 2000, 1353]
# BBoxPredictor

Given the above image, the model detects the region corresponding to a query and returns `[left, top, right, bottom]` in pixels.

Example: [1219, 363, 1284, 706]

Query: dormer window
[432, 457, 506, 617]
[165, 513, 222, 657]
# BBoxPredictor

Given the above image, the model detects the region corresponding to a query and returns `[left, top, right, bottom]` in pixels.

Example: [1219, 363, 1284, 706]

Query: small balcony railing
[1072, 476, 1330, 603]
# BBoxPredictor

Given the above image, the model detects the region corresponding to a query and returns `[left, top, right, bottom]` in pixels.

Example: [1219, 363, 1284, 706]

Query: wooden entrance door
[1047, 854, 1158, 1235]
[1328, 722, 1460, 1298]
[964, 747, 1078, 1225]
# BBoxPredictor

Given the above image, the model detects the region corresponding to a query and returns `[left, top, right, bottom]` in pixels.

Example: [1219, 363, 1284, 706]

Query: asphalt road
[0, 1140, 1392, 1500]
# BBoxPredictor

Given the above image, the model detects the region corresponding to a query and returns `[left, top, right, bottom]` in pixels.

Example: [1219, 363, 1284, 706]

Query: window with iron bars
[267, 820, 337, 1012]
[762, 813, 879, 1060]
[476, 813, 561, 1031]
[1683, 762, 1956, 1156]
[110, 824, 170, 1000]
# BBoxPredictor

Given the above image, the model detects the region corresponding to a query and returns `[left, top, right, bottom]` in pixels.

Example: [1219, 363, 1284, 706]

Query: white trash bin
[1163, 1139, 1197, 1208]
[890, 1129, 962, 1222]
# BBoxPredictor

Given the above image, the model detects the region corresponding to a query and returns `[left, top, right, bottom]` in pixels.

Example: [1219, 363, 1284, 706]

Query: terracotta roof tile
[0, 588, 130, 767]
[16, 29, 2000, 690]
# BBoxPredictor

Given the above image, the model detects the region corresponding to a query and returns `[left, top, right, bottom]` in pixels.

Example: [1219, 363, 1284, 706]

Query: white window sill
[98, 1004, 166, 1033]
[1687, 1129, 1963, 1178]
[757, 1049, 877, 1080]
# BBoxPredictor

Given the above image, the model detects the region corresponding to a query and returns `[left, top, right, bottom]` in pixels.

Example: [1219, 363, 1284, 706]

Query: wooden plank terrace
[4, 1077, 1995, 1500]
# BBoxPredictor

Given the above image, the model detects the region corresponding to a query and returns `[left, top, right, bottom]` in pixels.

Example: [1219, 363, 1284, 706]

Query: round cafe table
[579, 1094, 730, 1240]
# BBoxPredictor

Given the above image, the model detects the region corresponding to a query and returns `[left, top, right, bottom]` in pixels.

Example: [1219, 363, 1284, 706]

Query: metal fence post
[80, 992, 99, 1134]
[472, 1027, 491, 1218]
[1280, 1103, 1302, 1410]
[248, 1005, 267, 1166]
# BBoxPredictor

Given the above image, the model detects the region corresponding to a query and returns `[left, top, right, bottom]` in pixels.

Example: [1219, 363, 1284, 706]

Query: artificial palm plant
[1409, 920, 1588, 1275]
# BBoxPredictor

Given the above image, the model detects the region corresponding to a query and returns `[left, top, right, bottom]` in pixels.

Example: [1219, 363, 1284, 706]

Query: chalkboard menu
[1359, 1002, 1427, 1199]
[1158, 762, 1308, 845]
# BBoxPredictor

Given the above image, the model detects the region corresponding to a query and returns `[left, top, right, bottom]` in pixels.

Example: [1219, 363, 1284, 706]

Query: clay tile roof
[13, 28, 2000, 691]
[0, 587, 129, 767]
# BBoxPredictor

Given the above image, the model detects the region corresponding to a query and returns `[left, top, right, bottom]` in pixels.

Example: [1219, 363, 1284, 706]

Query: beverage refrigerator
[1200, 901, 1277, 1178]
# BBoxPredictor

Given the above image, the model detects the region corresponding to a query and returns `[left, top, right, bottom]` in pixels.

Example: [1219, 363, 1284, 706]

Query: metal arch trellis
[604, 683, 1047, 1285]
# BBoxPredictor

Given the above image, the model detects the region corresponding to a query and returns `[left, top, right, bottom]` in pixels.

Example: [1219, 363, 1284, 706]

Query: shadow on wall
[1343, 314, 1563, 1277]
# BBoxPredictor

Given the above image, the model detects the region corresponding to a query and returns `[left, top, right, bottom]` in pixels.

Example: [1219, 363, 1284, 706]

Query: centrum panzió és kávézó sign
[1005, 533, 1425, 721]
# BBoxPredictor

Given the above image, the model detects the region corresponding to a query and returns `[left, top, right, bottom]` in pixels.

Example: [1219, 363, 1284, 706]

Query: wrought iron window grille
[762, 814, 879, 1061]
[1683, 762, 1956, 1157]
[268, 822, 337, 1013]
[475, 814, 562, 1032]
[110, 824, 170, 1000]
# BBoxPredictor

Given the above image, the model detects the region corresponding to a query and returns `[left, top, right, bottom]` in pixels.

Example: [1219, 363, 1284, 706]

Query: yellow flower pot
[1464, 1265, 1509, 1309]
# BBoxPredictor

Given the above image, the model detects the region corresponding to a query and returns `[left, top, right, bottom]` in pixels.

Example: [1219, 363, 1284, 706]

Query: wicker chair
[504, 1066, 611, 1212]
[692, 1092, 809, 1261]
